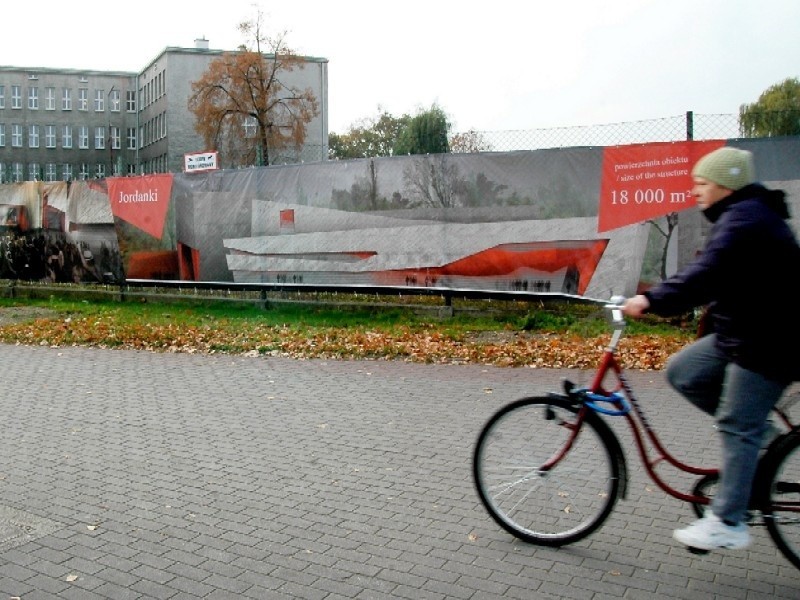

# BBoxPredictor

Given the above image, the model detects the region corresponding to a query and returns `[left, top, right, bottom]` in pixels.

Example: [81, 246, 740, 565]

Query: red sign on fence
[597, 140, 725, 232]
[107, 174, 174, 239]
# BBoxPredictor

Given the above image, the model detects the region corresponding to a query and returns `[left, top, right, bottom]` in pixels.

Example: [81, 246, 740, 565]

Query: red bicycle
[472, 297, 800, 568]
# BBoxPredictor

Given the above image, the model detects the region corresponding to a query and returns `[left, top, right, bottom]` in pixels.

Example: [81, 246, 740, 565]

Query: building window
[78, 126, 89, 149]
[78, 88, 88, 111]
[0, 124, 4, 147]
[127, 127, 137, 150]
[45, 163, 57, 182]
[12, 163, 23, 182]
[62, 163, 73, 181]
[243, 116, 257, 137]
[95, 126, 105, 149]
[95, 164, 106, 178]
[126, 90, 136, 112]
[0, 86, 4, 109]
[11, 124, 22, 147]
[45, 125, 56, 148]
[110, 126, 121, 150]
[62, 125, 72, 148]
[28, 87, 39, 110]
[28, 125, 40, 148]
[62, 88, 72, 110]
[28, 163, 40, 181]
[11, 86, 22, 109]
[45, 87, 56, 110]
[109, 88, 121, 112]
[79, 163, 89, 180]
[94, 89, 104, 112]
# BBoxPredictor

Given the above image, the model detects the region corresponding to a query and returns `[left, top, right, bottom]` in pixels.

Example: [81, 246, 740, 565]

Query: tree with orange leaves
[188, 11, 319, 167]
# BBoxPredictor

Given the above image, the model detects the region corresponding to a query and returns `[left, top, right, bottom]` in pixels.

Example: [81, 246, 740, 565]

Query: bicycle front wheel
[473, 396, 625, 546]
[763, 431, 800, 570]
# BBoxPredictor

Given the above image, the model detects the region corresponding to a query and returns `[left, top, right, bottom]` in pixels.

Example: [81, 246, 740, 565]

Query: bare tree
[402, 156, 462, 208]
[648, 212, 679, 280]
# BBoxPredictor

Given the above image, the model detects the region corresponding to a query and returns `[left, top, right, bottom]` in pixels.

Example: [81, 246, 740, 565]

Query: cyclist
[622, 146, 800, 551]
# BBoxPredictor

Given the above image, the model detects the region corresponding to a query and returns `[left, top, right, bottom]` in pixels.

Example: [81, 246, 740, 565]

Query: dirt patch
[0, 306, 58, 326]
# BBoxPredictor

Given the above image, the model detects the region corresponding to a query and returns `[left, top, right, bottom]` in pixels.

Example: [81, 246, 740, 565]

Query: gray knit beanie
[692, 147, 755, 191]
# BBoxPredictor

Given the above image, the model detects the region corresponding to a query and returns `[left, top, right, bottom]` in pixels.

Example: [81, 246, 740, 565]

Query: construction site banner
[598, 140, 725, 232]
[0, 180, 121, 283]
[107, 174, 177, 279]
[171, 146, 625, 297]
[1, 137, 798, 298]
[171, 137, 800, 298]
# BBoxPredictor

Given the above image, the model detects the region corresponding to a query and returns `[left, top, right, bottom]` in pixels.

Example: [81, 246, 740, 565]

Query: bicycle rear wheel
[763, 431, 800, 570]
[473, 395, 625, 546]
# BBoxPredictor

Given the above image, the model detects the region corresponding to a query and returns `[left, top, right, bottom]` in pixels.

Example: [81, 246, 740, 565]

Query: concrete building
[0, 39, 328, 182]
[0, 68, 137, 182]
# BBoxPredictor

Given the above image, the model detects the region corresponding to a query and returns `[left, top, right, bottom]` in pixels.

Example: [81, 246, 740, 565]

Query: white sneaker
[673, 513, 751, 550]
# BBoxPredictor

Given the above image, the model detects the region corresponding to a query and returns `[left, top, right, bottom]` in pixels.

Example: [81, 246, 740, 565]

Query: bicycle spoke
[474, 397, 622, 546]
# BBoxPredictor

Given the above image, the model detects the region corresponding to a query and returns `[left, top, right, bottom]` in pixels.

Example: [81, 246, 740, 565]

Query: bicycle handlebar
[568, 294, 628, 334]
[597, 295, 627, 349]
[607, 295, 627, 307]
[605, 296, 627, 329]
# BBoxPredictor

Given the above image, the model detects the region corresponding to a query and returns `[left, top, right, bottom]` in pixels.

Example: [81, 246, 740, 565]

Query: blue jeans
[666, 334, 788, 524]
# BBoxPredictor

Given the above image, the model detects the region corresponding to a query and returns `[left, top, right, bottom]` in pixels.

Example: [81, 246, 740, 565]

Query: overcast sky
[2, 0, 798, 134]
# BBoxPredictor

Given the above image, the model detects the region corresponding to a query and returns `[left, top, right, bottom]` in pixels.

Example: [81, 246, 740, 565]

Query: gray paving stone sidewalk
[0, 343, 798, 599]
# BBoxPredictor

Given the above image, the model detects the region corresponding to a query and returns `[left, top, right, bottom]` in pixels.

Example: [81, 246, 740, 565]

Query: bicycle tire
[762, 430, 800, 570]
[473, 395, 625, 546]
[691, 473, 718, 519]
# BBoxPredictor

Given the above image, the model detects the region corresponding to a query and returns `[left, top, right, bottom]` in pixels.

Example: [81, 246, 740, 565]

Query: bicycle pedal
[687, 546, 710, 555]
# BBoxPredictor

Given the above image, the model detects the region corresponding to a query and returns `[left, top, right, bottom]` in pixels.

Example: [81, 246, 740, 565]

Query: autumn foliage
[0, 310, 689, 371]
[188, 20, 318, 167]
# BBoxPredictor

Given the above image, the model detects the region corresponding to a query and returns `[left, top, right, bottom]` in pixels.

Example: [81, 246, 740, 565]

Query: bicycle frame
[560, 301, 718, 506]
[474, 298, 800, 568]
[583, 344, 717, 505]
[568, 302, 798, 509]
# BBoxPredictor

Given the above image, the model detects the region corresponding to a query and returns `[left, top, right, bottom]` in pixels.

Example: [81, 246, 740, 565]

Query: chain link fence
[454, 112, 742, 154]
[273, 110, 795, 163]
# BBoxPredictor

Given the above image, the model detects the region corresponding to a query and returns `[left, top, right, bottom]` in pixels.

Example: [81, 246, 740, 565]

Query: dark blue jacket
[644, 184, 800, 382]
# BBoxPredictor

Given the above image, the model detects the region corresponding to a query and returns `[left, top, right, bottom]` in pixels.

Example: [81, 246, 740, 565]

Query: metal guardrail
[2, 278, 603, 321]
[122, 279, 601, 306]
